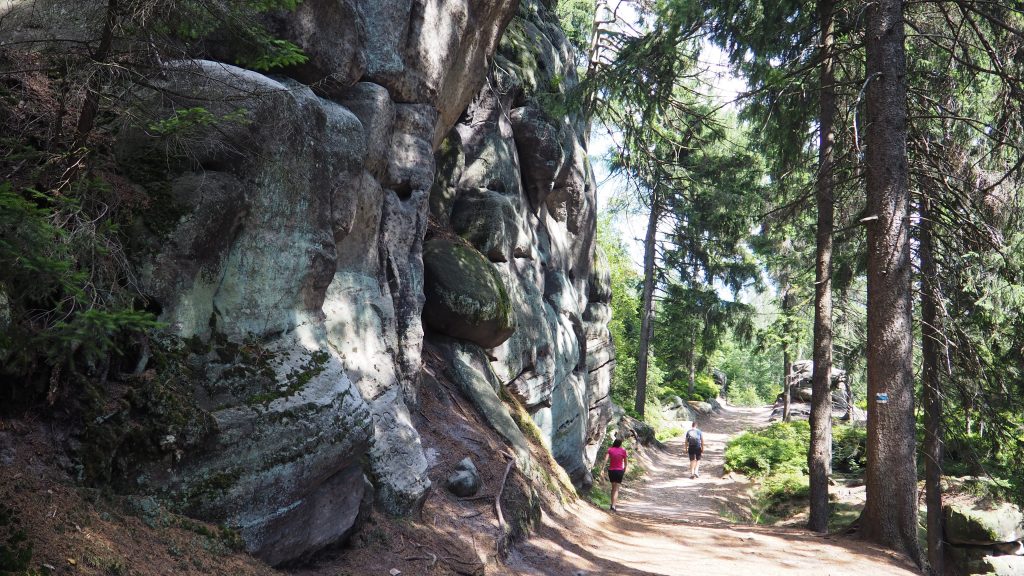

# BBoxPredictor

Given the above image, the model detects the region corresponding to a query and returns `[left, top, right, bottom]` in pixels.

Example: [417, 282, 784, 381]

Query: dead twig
[495, 458, 515, 533]
[403, 553, 437, 567]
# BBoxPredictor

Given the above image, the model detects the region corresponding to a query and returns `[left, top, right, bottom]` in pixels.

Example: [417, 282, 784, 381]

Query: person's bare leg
[610, 482, 620, 509]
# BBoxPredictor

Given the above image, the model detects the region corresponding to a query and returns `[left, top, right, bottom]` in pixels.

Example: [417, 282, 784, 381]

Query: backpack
[686, 429, 701, 449]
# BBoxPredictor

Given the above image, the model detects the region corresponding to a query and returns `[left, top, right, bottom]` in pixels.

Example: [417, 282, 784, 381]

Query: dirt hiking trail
[506, 404, 922, 576]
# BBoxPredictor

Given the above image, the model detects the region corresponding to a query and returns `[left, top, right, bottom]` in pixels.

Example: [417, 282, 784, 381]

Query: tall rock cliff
[1, 0, 613, 566]
[427, 2, 614, 486]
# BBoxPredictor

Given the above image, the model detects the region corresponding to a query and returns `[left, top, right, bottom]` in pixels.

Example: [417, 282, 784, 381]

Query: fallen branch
[495, 458, 515, 532]
[403, 553, 437, 567]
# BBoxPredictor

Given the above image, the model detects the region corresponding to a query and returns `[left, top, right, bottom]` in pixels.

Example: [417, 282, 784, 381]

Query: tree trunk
[844, 375, 854, 421]
[782, 343, 792, 423]
[635, 192, 661, 418]
[862, 0, 921, 564]
[688, 353, 696, 397]
[808, 0, 836, 535]
[921, 195, 944, 575]
[782, 287, 792, 423]
[74, 0, 118, 151]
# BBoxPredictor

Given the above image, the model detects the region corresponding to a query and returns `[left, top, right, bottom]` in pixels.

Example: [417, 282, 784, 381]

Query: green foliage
[0, 183, 159, 402]
[154, 0, 309, 71]
[725, 421, 870, 480]
[660, 372, 719, 403]
[691, 373, 719, 402]
[831, 424, 867, 473]
[147, 107, 250, 136]
[0, 504, 32, 572]
[555, 0, 595, 63]
[656, 423, 686, 442]
[588, 486, 611, 508]
[597, 215, 650, 412]
[751, 470, 809, 524]
[234, 37, 309, 71]
[641, 401, 686, 441]
[716, 325, 782, 406]
[724, 421, 810, 477]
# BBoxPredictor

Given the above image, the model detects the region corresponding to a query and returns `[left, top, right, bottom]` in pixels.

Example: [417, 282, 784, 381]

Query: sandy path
[616, 404, 770, 523]
[507, 404, 922, 576]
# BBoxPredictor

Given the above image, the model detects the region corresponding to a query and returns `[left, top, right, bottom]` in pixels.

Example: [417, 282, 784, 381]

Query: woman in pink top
[606, 437, 627, 511]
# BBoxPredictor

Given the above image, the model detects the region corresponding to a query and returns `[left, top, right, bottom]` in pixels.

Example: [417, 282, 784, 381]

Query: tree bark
[688, 353, 696, 397]
[635, 192, 661, 417]
[808, 0, 836, 535]
[74, 0, 118, 151]
[920, 195, 944, 575]
[862, 0, 921, 564]
[781, 286, 792, 423]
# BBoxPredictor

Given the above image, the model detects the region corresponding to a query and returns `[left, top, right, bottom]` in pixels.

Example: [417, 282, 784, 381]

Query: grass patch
[750, 470, 809, 524]
[828, 501, 861, 532]
[588, 486, 611, 509]
[656, 424, 686, 442]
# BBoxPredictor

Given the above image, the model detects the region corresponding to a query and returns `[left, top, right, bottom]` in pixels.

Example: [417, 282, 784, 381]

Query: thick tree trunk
[921, 196, 944, 575]
[635, 193, 661, 417]
[862, 0, 921, 564]
[808, 0, 836, 535]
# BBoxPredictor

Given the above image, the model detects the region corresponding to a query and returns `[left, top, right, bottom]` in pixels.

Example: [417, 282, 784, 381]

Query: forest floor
[1, 403, 924, 576]
[503, 404, 922, 576]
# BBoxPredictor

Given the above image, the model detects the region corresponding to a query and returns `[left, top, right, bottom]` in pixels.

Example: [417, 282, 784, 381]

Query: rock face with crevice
[2, 0, 613, 565]
[427, 1, 614, 487]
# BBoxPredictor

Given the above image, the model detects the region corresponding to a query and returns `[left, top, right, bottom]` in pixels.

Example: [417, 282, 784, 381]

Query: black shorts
[608, 469, 625, 483]
[687, 446, 702, 461]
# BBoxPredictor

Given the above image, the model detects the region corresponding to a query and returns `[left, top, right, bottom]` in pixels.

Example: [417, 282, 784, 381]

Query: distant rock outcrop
[770, 360, 862, 422]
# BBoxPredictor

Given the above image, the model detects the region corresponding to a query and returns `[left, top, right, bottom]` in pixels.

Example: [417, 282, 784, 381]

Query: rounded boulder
[422, 239, 515, 348]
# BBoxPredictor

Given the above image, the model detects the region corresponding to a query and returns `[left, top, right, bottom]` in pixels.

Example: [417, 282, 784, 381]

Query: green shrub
[724, 421, 810, 477]
[660, 372, 720, 403]
[832, 424, 867, 473]
[727, 384, 763, 407]
[690, 373, 720, 402]
[0, 183, 159, 406]
[656, 424, 686, 442]
[752, 470, 809, 523]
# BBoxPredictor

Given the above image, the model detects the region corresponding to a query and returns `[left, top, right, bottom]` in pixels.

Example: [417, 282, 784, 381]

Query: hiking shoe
[690, 474, 696, 479]
[696, 472, 700, 478]
[609, 505, 616, 512]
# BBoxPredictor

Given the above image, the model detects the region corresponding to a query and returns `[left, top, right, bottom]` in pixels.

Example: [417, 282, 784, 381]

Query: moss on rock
[422, 239, 515, 348]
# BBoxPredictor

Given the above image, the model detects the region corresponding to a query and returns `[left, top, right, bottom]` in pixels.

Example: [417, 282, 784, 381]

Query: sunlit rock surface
[2, 0, 613, 564]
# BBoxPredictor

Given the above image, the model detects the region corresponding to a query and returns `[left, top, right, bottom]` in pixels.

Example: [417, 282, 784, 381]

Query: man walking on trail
[685, 421, 703, 479]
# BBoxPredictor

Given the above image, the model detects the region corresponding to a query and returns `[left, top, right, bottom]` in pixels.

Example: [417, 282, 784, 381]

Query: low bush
[752, 470, 810, 522]
[727, 385, 764, 407]
[832, 424, 867, 473]
[660, 372, 720, 403]
[724, 421, 810, 477]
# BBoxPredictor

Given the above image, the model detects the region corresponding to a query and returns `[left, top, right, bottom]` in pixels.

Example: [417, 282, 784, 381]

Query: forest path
[506, 404, 921, 576]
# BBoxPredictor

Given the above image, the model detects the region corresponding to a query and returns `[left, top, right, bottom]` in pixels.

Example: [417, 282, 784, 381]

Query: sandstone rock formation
[427, 1, 613, 488]
[941, 481, 1024, 576]
[2, 0, 614, 565]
